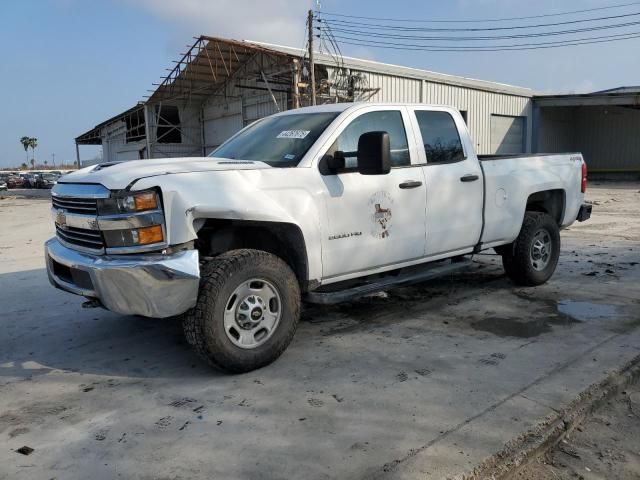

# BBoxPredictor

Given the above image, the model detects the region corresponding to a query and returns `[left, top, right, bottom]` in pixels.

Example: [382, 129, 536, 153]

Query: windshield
[210, 112, 339, 167]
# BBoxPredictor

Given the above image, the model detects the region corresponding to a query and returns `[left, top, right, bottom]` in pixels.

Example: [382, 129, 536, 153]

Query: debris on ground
[16, 446, 34, 456]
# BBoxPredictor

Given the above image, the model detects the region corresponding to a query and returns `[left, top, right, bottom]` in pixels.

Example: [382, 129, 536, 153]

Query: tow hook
[82, 298, 103, 309]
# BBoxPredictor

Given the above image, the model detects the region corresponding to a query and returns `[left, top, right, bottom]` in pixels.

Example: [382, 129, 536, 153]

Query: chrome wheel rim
[530, 229, 552, 271]
[223, 278, 282, 349]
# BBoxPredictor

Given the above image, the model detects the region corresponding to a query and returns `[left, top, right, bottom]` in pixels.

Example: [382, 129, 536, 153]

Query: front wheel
[183, 249, 301, 373]
[501, 212, 560, 286]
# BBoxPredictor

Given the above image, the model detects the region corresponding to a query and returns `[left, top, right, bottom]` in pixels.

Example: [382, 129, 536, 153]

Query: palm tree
[29, 138, 38, 166]
[20, 136, 30, 163]
[30, 159, 35, 169]
[20, 163, 28, 170]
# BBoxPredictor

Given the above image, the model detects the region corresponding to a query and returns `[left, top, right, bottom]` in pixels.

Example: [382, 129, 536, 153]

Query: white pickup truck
[46, 103, 591, 372]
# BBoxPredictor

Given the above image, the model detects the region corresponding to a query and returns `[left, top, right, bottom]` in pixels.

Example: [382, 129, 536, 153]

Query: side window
[329, 111, 410, 168]
[415, 111, 465, 164]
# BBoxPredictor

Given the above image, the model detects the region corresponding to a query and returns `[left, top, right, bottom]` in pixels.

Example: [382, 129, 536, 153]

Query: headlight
[98, 189, 159, 215]
[98, 189, 166, 250]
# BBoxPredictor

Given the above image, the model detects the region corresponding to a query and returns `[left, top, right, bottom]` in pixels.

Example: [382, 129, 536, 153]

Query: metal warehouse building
[75, 36, 533, 164]
[75, 36, 640, 176]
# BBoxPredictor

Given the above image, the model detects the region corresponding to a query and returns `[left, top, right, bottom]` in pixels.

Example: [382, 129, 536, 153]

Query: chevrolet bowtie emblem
[55, 209, 67, 228]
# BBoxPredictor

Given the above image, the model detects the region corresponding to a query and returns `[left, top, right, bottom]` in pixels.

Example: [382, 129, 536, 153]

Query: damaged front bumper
[45, 238, 200, 318]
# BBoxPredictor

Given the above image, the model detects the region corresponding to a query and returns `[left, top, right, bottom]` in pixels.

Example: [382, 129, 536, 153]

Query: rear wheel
[501, 212, 560, 286]
[183, 249, 301, 373]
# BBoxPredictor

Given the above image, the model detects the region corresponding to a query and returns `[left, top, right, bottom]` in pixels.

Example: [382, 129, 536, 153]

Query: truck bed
[478, 152, 582, 161]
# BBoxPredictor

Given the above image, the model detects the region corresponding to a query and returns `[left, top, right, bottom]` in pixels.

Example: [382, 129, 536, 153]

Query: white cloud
[126, 0, 312, 48]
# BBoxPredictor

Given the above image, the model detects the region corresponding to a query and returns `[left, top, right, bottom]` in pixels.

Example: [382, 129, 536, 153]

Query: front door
[319, 107, 427, 280]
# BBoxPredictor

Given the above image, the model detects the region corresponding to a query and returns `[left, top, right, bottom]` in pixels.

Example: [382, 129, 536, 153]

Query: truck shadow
[0, 268, 222, 379]
[0, 264, 509, 380]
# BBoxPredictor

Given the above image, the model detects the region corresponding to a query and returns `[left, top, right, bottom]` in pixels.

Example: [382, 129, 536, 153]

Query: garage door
[490, 115, 525, 154]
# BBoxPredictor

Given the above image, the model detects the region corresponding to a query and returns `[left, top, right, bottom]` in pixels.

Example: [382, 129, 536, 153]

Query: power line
[316, 1, 640, 23]
[317, 10, 640, 32]
[319, 19, 640, 41]
[324, 29, 640, 50]
[329, 31, 640, 52]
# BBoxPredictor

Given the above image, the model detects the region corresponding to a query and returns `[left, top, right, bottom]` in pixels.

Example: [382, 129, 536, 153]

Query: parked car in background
[0, 180, 7, 191]
[6, 175, 24, 189]
[21, 173, 40, 188]
[38, 173, 58, 189]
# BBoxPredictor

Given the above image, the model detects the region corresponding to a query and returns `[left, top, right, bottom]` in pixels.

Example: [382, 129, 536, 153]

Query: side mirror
[357, 131, 391, 175]
[318, 152, 345, 175]
[327, 151, 346, 170]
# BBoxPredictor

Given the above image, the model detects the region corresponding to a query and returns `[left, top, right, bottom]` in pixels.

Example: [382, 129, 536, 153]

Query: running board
[305, 259, 473, 305]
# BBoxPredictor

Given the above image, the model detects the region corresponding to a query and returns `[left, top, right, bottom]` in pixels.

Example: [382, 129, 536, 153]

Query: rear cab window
[327, 110, 411, 169]
[414, 110, 465, 164]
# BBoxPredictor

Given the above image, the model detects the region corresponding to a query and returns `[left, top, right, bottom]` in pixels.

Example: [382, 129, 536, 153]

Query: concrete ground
[0, 184, 639, 480]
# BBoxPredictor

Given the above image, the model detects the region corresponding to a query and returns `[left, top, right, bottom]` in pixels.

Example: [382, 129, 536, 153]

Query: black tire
[182, 249, 301, 373]
[501, 211, 560, 286]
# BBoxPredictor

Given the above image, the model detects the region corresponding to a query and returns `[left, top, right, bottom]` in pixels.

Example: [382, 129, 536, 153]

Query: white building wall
[100, 119, 145, 163]
[201, 81, 288, 153]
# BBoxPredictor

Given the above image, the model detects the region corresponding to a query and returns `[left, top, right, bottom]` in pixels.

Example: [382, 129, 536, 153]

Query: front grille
[56, 225, 104, 251]
[52, 196, 98, 215]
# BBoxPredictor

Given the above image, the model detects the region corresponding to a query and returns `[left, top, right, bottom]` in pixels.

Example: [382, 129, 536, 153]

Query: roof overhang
[534, 92, 640, 108]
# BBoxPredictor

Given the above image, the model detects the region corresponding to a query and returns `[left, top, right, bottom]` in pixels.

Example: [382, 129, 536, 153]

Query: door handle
[399, 180, 423, 189]
[460, 174, 479, 182]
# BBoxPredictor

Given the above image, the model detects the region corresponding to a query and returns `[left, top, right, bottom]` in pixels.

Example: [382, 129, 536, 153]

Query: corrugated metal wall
[332, 68, 532, 154]
[537, 107, 575, 153]
[538, 105, 640, 171]
[201, 81, 288, 154]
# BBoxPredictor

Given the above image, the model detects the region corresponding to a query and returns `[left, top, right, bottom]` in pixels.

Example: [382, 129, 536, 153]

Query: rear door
[319, 107, 427, 280]
[410, 108, 483, 256]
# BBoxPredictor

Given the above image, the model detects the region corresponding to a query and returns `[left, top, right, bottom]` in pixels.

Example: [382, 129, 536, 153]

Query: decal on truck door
[368, 191, 393, 239]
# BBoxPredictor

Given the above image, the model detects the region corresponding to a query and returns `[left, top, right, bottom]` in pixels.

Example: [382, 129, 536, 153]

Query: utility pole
[51, 153, 56, 168]
[292, 59, 300, 109]
[308, 9, 316, 106]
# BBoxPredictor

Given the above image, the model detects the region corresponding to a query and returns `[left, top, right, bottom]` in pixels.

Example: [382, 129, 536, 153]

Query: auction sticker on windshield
[277, 130, 310, 139]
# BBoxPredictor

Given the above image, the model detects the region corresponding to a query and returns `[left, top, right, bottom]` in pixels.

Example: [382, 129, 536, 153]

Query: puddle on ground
[472, 317, 551, 338]
[472, 300, 621, 338]
[557, 300, 620, 321]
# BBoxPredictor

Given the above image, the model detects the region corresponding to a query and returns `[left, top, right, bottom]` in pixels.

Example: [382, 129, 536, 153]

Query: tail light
[581, 161, 588, 193]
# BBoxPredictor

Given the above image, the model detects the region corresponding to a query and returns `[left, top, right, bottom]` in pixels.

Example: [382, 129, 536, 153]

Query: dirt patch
[514, 383, 640, 479]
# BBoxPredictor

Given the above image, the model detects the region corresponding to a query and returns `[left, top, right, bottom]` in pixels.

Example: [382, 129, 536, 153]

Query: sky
[1, 0, 639, 168]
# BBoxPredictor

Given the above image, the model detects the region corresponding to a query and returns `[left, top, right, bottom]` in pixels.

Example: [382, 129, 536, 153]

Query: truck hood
[59, 157, 272, 190]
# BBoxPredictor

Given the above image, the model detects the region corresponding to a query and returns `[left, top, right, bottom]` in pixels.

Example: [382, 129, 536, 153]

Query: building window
[156, 105, 182, 144]
[414, 110, 465, 164]
[125, 109, 145, 143]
